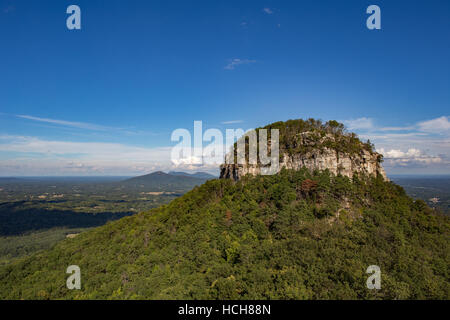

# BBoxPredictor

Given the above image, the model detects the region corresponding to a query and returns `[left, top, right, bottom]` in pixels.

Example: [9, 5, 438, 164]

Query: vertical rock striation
[219, 121, 388, 181]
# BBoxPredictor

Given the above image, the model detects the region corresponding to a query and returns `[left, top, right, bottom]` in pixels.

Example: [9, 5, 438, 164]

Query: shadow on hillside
[0, 202, 133, 236]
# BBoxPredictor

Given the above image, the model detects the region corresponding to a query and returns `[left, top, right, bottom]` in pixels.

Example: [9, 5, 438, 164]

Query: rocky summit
[220, 119, 387, 181]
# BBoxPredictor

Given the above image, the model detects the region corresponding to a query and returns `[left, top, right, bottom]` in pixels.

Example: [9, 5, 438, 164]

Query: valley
[0, 171, 215, 266]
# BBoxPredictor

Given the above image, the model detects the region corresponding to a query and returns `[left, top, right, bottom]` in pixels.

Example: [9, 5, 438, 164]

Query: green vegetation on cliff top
[232, 119, 380, 163]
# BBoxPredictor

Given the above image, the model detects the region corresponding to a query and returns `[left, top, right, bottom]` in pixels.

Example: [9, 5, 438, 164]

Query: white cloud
[0, 135, 220, 176]
[378, 126, 416, 131]
[224, 58, 256, 70]
[342, 117, 374, 130]
[263, 8, 273, 14]
[342, 116, 450, 174]
[377, 148, 443, 164]
[379, 148, 421, 159]
[17, 115, 117, 131]
[221, 120, 244, 125]
[378, 147, 445, 168]
[417, 116, 450, 134]
[344, 116, 450, 134]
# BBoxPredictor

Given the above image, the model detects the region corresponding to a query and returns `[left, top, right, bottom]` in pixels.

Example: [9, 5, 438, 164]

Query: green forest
[1, 168, 448, 299]
[232, 118, 379, 163]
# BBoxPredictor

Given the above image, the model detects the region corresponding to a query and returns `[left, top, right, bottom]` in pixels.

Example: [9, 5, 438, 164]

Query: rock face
[220, 131, 388, 181]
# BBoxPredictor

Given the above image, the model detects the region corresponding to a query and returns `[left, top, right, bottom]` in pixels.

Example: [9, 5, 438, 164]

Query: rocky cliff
[220, 119, 388, 181]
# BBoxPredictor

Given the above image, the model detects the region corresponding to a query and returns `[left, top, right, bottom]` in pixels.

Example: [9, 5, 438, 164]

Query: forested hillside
[0, 172, 210, 266]
[1, 168, 448, 299]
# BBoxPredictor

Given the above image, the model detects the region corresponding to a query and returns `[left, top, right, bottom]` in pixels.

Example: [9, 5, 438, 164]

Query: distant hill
[0, 177, 22, 183]
[168, 171, 216, 180]
[118, 171, 210, 192]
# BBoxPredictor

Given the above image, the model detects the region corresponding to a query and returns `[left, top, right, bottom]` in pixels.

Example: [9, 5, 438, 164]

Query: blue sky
[0, 0, 449, 176]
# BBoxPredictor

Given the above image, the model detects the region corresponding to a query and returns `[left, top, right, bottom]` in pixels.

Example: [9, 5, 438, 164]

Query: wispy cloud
[221, 120, 244, 125]
[12, 114, 161, 137]
[417, 116, 450, 134]
[377, 147, 445, 167]
[17, 115, 119, 131]
[344, 116, 450, 134]
[0, 135, 219, 176]
[377, 126, 416, 131]
[0, 135, 162, 160]
[343, 116, 450, 174]
[342, 117, 374, 131]
[224, 58, 256, 70]
[263, 8, 273, 15]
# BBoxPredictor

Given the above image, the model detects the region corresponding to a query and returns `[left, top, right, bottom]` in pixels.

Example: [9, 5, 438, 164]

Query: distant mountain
[0, 177, 22, 183]
[118, 171, 209, 192]
[168, 171, 216, 180]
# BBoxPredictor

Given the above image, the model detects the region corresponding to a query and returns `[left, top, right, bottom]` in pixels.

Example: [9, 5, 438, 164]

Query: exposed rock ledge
[220, 131, 388, 181]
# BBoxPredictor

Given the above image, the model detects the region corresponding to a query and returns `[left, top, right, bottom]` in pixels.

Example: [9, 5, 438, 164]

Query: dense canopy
[0, 168, 448, 299]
